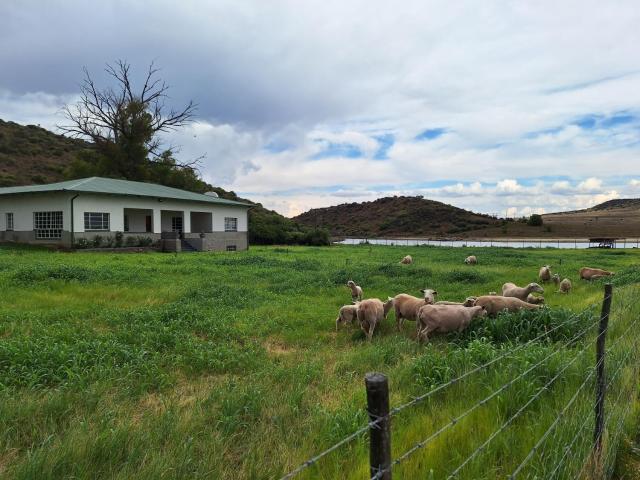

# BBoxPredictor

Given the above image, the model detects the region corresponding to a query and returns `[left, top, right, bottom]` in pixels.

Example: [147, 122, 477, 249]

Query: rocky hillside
[0, 119, 89, 187]
[293, 196, 500, 237]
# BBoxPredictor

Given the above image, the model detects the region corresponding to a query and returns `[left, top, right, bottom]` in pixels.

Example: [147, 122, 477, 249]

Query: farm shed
[0, 177, 251, 251]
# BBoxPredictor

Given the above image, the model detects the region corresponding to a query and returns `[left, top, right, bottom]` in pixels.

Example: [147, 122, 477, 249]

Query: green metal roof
[0, 177, 252, 207]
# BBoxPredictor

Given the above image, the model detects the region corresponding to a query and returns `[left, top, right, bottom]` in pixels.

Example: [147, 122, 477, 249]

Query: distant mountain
[293, 196, 501, 237]
[0, 118, 320, 245]
[541, 198, 640, 238]
[589, 198, 640, 211]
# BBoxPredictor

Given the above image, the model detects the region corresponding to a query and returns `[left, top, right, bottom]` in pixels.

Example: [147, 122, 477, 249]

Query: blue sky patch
[415, 128, 447, 141]
[311, 142, 363, 159]
[373, 133, 395, 159]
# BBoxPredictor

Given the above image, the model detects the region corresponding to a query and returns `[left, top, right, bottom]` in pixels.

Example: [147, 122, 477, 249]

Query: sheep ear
[433, 290, 438, 295]
[420, 289, 426, 293]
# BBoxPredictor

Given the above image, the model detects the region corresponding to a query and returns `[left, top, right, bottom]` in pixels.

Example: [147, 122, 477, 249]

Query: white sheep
[435, 296, 477, 307]
[417, 304, 487, 343]
[400, 255, 413, 265]
[538, 265, 552, 283]
[392, 289, 438, 331]
[551, 274, 560, 287]
[559, 278, 572, 293]
[464, 255, 477, 265]
[502, 282, 544, 301]
[526, 294, 545, 305]
[335, 303, 359, 330]
[357, 298, 394, 341]
[346, 280, 363, 302]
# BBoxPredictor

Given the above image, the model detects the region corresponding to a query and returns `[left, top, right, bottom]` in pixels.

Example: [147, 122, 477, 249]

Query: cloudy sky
[1, 1, 640, 217]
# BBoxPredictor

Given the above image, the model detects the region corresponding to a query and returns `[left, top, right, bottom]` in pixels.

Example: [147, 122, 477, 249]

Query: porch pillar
[183, 210, 191, 233]
[152, 209, 161, 233]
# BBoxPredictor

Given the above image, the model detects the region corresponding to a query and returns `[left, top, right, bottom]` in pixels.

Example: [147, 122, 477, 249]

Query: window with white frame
[5, 213, 13, 231]
[34, 211, 63, 239]
[84, 212, 110, 231]
[171, 216, 183, 232]
[226, 245, 237, 252]
[224, 217, 237, 232]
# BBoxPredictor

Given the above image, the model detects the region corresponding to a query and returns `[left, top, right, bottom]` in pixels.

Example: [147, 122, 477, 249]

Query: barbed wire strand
[371, 310, 604, 480]
[279, 302, 600, 480]
[446, 314, 617, 477]
[456, 294, 626, 480]
[542, 326, 638, 480]
[387, 303, 599, 419]
[549, 341, 638, 480]
[507, 311, 640, 479]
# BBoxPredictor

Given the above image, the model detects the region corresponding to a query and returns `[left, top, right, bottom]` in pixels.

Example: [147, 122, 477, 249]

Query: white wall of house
[0, 192, 248, 234]
[0, 192, 72, 231]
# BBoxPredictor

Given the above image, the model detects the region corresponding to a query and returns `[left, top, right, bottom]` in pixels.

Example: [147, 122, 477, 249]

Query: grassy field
[0, 244, 639, 479]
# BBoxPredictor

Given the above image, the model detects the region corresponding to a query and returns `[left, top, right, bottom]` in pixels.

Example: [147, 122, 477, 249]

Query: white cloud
[1, 1, 640, 217]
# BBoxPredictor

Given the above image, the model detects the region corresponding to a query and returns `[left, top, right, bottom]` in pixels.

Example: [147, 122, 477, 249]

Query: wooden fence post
[594, 284, 613, 455]
[365, 373, 392, 480]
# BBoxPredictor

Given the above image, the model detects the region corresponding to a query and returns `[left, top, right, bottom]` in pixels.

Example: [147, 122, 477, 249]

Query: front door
[145, 215, 152, 233]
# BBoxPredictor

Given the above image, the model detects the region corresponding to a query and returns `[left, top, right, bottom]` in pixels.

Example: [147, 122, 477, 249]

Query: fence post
[594, 284, 613, 455]
[365, 373, 392, 480]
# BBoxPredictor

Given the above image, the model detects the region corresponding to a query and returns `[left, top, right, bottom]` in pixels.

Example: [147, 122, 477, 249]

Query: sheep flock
[336, 256, 613, 343]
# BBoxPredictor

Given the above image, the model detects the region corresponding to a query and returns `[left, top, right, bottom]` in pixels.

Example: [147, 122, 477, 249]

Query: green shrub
[114, 231, 123, 247]
[528, 214, 543, 226]
[92, 235, 103, 247]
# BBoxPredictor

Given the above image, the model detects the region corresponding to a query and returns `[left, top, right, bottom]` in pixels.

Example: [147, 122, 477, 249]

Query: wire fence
[279, 284, 640, 480]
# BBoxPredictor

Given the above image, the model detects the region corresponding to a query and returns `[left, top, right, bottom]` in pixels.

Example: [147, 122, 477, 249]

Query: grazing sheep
[526, 294, 545, 305]
[502, 282, 544, 301]
[559, 278, 572, 293]
[417, 304, 487, 343]
[393, 289, 438, 331]
[539, 265, 552, 283]
[473, 295, 541, 316]
[335, 303, 359, 331]
[346, 280, 363, 302]
[551, 274, 561, 287]
[400, 255, 413, 265]
[436, 296, 477, 307]
[464, 255, 477, 265]
[579, 267, 615, 280]
[357, 298, 394, 341]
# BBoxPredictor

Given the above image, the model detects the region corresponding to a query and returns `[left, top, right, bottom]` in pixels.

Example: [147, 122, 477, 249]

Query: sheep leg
[335, 317, 341, 331]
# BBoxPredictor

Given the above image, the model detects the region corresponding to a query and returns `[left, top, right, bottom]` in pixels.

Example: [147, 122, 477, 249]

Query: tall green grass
[0, 244, 638, 479]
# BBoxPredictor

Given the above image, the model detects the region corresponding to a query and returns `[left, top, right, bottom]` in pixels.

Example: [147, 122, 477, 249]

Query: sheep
[473, 295, 541, 316]
[579, 267, 615, 280]
[417, 304, 487, 343]
[464, 255, 477, 265]
[502, 282, 544, 301]
[559, 278, 572, 293]
[538, 265, 552, 283]
[356, 298, 394, 341]
[400, 255, 413, 265]
[393, 289, 438, 331]
[551, 274, 561, 287]
[335, 303, 359, 331]
[346, 280, 363, 302]
[436, 296, 477, 307]
[526, 294, 545, 305]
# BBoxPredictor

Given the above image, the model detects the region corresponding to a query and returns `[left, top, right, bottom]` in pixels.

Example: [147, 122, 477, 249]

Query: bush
[528, 214, 543, 226]
[74, 238, 91, 249]
[114, 231, 123, 248]
[92, 235, 103, 247]
[125, 236, 137, 246]
[137, 236, 154, 247]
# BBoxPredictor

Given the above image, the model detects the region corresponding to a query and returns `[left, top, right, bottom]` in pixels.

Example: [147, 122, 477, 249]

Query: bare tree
[60, 60, 197, 169]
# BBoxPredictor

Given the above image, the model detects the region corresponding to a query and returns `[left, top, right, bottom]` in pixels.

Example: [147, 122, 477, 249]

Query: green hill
[293, 195, 501, 237]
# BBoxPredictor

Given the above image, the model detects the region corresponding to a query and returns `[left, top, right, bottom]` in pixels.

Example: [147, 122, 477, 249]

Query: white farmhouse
[0, 177, 251, 251]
